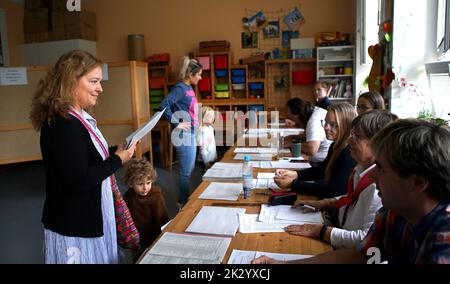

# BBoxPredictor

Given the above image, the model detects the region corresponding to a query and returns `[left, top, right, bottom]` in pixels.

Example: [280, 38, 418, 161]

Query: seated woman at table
[275, 103, 357, 199]
[284, 110, 398, 249]
[283, 98, 332, 164]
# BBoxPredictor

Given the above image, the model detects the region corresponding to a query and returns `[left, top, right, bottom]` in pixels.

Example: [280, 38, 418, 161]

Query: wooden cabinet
[265, 58, 317, 117]
[316, 45, 356, 105]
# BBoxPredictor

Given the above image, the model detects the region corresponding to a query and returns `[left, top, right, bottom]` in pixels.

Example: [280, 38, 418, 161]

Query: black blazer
[291, 143, 356, 199]
[40, 114, 122, 237]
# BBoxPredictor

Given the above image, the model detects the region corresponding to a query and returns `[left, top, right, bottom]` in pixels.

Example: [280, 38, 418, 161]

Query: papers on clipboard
[125, 108, 166, 148]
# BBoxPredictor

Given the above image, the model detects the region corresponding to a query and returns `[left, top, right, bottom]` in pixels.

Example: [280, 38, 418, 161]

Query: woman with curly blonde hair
[30, 50, 138, 264]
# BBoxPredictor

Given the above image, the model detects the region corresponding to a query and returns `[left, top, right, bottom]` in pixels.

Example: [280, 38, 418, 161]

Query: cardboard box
[64, 11, 97, 41]
[24, 32, 50, 43]
[51, 11, 67, 31]
[24, 9, 49, 34]
[51, 0, 67, 11]
[25, 0, 48, 11]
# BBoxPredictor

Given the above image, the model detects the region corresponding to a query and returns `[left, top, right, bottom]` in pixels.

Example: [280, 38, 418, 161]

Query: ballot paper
[138, 232, 231, 264]
[185, 206, 246, 236]
[259, 204, 323, 224]
[198, 182, 243, 201]
[249, 160, 311, 170]
[252, 173, 280, 189]
[233, 153, 274, 161]
[126, 108, 166, 148]
[238, 214, 290, 233]
[227, 249, 312, 264]
[202, 162, 243, 181]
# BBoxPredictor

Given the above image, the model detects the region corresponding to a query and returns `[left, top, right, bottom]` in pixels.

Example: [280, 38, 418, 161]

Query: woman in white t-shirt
[285, 97, 332, 163]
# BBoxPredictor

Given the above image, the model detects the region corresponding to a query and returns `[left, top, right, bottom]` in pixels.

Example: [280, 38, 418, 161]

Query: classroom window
[425, 62, 450, 121]
[361, 0, 381, 65]
[436, 0, 450, 57]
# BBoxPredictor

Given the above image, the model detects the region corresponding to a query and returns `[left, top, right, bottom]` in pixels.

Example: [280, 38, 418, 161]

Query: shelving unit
[316, 45, 356, 105]
[148, 65, 170, 115]
[265, 58, 317, 117]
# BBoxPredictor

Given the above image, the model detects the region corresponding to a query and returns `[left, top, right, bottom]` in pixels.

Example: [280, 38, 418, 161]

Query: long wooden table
[140, 145, 332, 263]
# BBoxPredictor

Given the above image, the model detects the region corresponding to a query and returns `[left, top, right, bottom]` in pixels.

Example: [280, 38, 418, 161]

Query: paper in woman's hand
[125, 108, 166, 149]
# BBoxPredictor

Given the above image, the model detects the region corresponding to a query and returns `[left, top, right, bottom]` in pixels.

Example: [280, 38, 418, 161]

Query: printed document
[202, 162, 243, 181]
[185, 206, 246, 236]
[126, 108, 166, 148]
[199, 182, 243, 201]
[138, 232, 231, 264]
[227, 249, 312, 264]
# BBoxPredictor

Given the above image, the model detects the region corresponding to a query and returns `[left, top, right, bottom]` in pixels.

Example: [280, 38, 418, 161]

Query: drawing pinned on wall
[243, 11, 267, 32]
[242, 32, 258, 49]
[263, 21, 280, 39]
[281, 31, 300, 48]
[284, 7, 305, 31]
[274, 75, 290, 91]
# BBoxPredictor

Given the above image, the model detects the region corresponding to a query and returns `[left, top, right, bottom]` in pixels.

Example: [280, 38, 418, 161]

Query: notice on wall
[101, 63, 109, 81]
[0, 67, 27, 86]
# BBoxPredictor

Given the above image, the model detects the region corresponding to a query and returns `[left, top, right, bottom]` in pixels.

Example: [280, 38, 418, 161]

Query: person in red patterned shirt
[252, 119, 450, 264]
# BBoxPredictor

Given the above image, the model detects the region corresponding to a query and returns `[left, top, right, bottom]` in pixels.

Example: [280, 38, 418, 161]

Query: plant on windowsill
[417, 109, 449, 126]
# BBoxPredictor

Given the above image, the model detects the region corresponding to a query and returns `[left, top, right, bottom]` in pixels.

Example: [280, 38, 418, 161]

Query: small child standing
[123, 158, 168, 256]
[196, 106, 217, 170]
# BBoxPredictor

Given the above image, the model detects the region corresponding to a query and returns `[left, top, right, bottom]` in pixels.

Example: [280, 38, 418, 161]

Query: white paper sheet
[126, 107, 166, 148]
[0, 67, 27, 85]
[252, 178, 280, 189]
[234, 153, 274, 161]
[186, 206, 246, 236]
[238, 214, 288, 233]
[234, 147, 278, 154]
[227, 249, 312, 264]
[199, 182, 243, 201]
[275, 206, 323, 224]
[202, 162, 243, 181]
[258, 204, 313, 224]
[249, 161, 311, 169]
[138, 232, 231, 264]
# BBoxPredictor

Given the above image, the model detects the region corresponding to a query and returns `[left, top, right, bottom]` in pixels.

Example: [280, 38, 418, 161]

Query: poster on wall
[243, 11, 267, 31]
[263, 21, 280, 38]
[284, 7, 306, 31]
[242, 32, 258, 49]
[281, 31, 300, 48]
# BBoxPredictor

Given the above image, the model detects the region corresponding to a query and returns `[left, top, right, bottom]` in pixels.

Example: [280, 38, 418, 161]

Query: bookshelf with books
[316, 45, 356, 105]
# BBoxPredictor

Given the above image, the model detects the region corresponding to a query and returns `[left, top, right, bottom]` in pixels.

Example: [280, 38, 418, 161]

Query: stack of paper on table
[234, 147, 279, 154]
[239, 204, 323, 234]
[138, 232, 231, 264]
[252, 172, 280, 189]
[234, 153, 274, 161]
[198, 182, 243, 201]
[227, 249, 312, 264]
[202, 162, 243, 181]
[249, 160, 311, 170]
[186, 206, 246, 236]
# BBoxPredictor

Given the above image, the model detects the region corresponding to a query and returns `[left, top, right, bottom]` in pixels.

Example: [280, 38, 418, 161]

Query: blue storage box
[231, 69, 245, 77]
[249, 105, 265, 112]
[249, 82, 264, 90]
[215, 69, 228, 77]
[231, 76, 246, 84]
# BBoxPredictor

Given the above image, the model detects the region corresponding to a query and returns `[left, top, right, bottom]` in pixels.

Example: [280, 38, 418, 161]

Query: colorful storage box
[215, 69, 228, 77]
[231, 69, 245, 77]
[150, 89, 164, 96]
[215, 91, 230, 99]
[215, 83, 229, 91]
[232, 84, 246, 90]
[214, 55, 228, 69]
[231, 76, 246, 84]
[292, 70, 315, 85]
[150, 96, 164, 103]
[196, 56, 210, 70]
[291, 49, 314, 59]
[198, 77, 211, 92]
[149, 77, 165, 89]
[249, 105, 265, 112]
[248, 82, 264, 90]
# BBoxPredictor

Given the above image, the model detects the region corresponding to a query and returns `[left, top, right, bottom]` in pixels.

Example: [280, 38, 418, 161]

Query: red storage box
[198, 77, 211, 92]
[292, 70, 315, 85]
[214, 55, 228, 69]
[149, 77, 165, 89]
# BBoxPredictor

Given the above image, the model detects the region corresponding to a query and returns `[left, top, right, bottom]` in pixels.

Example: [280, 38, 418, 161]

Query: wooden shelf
[266, 58, 316, 65]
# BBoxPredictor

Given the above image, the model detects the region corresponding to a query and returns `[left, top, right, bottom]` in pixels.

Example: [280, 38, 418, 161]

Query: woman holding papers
[160, 57, 203, 206]
[30, 50, 138, 264]
[275, 103, 357, 198]
[284, 111, 397, 248]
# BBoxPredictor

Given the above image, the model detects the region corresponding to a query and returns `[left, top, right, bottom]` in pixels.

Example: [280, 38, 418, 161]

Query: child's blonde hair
[124, 158, 157, 187]
[201, 106, 215, 126]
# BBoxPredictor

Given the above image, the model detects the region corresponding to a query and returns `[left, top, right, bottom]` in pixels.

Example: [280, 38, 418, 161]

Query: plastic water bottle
[242, 155, 253, 199]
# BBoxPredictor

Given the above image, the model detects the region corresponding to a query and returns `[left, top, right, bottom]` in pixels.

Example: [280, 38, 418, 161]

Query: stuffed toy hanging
[367, 44, 383, 93]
